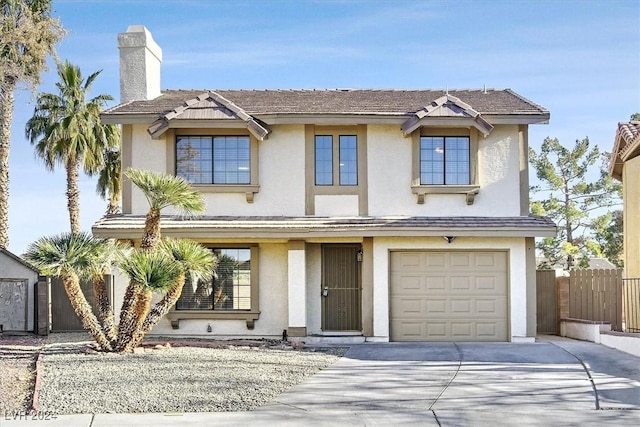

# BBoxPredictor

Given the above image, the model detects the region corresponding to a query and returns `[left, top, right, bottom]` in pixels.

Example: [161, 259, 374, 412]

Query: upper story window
[176, 135, 250, 185]
[314, 134, 358, 186]
[420, 136, 470, 185]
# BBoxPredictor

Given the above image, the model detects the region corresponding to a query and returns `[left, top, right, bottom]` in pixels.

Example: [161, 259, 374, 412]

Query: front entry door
[321, 245, 362, 331]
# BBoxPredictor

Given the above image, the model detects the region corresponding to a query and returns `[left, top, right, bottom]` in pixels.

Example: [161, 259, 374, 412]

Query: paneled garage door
[390, 251, 508, 341]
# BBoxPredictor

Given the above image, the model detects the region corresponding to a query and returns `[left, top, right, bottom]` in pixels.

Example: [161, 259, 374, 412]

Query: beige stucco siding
[367, 124, 522, 216]
[111, 243, 289, 338]
[126, 124, 307, 216]
[623, 156, 640, 278]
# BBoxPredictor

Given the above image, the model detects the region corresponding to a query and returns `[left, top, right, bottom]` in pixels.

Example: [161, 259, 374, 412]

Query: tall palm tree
[0, 0, 65, 248]
[124, 168, 205, 250]
[23, 232, 114, 351]
[25, 60, 118, 234]
[116, 248, 181, 352]
[128, 238, 215, 348]
[96, 147, 121, 215]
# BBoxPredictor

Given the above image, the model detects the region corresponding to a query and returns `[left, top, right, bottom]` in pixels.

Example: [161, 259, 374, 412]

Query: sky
[5, 0, 640, 255]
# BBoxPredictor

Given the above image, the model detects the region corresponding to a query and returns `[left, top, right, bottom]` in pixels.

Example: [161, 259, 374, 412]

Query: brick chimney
[118, 25, 162, 103]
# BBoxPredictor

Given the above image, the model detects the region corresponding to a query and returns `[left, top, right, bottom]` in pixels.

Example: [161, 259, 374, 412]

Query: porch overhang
[92, 215, 557, 240]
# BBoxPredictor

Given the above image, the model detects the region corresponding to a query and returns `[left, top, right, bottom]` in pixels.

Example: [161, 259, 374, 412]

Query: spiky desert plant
[116, 248, 181, 352]
[23, 232, 113, 350]
[124, 168, 205, 251]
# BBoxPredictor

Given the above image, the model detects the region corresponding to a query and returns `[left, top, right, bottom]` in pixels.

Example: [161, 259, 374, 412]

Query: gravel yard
[0, 334, 345, 415]
[0, 345, 36, 414]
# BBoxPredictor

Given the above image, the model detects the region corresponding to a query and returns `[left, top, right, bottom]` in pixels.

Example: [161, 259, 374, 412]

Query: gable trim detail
[401, 95, 495, 137]
[147, 91, 271, 141]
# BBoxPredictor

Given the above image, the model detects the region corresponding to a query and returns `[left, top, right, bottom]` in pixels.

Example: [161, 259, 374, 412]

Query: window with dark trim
[420, 136, 470, 185]
[314, 134, 358, 186]
[176, 135, 250, 184]
[176, 248, 251, 311]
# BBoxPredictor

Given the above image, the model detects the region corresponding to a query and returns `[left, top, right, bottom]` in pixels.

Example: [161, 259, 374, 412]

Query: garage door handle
[322, 286, 328, 297]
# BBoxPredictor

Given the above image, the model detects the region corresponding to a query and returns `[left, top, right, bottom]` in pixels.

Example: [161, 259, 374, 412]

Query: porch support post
[287, 240, 307, 337]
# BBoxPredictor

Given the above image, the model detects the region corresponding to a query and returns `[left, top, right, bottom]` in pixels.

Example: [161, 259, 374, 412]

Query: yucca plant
[23, 232, 115, 351]
[127, 238, 216, 349]
[124, 168, 205, 251]
[116, 248, 181, 352]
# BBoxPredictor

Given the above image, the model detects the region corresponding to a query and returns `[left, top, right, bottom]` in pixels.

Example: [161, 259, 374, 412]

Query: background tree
[630, 112, 640, 121]
[96, 146, 121, 215]
[25, 60, 118, 233]
[592, 210, 623, 267]
[530, 137, 622, 269]
[0, 0, 64, 248]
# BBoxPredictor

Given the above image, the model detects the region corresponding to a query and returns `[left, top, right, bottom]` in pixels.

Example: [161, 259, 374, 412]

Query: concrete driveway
[255, 335, 640, 426]
[6, 336, 640, 426]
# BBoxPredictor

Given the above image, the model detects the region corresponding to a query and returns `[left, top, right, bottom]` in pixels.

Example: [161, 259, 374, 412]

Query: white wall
[371, 236, 529, 342]
[367, 124, 522, 217]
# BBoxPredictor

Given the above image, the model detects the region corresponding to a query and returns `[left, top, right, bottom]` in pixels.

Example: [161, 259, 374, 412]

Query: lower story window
[176, 248, 251, 311]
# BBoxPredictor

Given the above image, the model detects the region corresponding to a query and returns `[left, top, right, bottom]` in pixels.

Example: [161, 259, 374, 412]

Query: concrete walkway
[3, 336, 639, 426]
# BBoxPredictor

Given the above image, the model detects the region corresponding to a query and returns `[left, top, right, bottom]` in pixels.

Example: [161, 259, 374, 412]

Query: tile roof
[609, 121, 640, 180]
[103, 88, 548, 117]
[93, 215, 556, 238]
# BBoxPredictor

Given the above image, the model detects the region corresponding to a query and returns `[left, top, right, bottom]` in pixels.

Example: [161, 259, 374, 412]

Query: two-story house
[95, 26, 555, 343]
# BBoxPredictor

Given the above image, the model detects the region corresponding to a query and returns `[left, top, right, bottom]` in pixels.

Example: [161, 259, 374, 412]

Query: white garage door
[390, 251, 508, 341]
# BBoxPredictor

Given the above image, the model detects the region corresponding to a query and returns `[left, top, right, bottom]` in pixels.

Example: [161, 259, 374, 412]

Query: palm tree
[25, 60, 118, 234]
[0, 0, 65, 248]
[116, 248, 181, 352]
[23, 232, 114, 350]
[96, 147, 121, 215]
[115, 169, 205, 350]
[124, 168, 205, 250]
[86, 238, 124, 347]
[127, 238, 215, 348]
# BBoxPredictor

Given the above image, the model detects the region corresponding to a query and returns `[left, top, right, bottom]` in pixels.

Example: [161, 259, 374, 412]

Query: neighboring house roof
[102, 88, 549, 126]
[93, 215, 556, 239]
[609, 121, 640, 180]
[0, 248, 39, 273]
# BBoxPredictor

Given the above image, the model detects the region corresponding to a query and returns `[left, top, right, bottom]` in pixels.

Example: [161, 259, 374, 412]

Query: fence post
[34, 276, 49, 335]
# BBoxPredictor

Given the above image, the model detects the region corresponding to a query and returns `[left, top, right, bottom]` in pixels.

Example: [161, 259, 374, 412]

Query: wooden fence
[623, 278, 640, 333]
[569, 269, 623, 331]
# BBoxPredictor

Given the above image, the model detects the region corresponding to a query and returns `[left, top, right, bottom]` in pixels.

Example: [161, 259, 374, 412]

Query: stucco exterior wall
[0, 252, 38, 332]
[371, 236, 529, 342]
[127, 124, 307, 216]
[623, 156, 640, 278]
[367, 124, 522, 216]
[111, 243, 289, 338]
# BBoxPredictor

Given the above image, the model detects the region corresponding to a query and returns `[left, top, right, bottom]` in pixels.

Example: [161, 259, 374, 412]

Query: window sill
[167, 310, 261, 330]
[411, 184, 480, 205]
[191, 184, 259, 203]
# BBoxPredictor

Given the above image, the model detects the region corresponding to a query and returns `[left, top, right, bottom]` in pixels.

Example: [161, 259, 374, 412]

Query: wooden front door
[321, 245, 362, 331]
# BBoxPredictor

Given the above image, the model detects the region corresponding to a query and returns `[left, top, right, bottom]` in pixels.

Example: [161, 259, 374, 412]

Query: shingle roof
[93, 215, 556, 238]
[103, 88, 548, 117]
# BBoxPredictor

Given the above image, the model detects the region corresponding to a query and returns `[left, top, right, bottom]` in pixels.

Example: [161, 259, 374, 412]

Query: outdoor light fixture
[356, 248, 363, 262]
[443, 236, 456, 244]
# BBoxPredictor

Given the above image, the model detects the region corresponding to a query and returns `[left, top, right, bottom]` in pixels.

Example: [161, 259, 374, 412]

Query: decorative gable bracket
[147, 91, 271, 141]
[401, 94, 494, 137]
